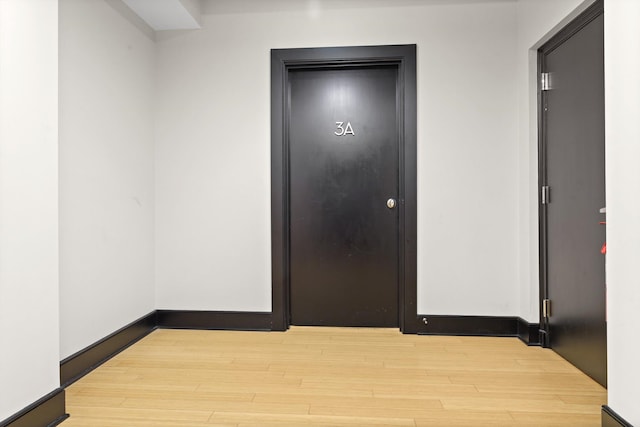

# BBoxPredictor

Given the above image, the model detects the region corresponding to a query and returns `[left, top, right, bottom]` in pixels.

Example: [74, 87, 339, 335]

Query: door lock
[386, 198, 396, 209]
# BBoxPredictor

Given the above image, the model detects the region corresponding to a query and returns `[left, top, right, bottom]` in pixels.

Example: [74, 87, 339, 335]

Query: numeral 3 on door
[335, 121, 355, 136]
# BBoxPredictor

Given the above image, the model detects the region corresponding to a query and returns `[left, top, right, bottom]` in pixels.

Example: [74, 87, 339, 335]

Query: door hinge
[541, 72, 552, 91]
[542, 299, 551, 319]
[541, 186, 550, 205]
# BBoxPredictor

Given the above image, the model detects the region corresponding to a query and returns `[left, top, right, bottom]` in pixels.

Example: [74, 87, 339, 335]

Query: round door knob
[386, 198, 396, 209]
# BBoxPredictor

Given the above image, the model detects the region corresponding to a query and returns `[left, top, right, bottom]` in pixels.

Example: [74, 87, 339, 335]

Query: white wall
[154, 1, 520, 315]
[605, 0, 640, 424]
[59, 0, 156, 359]
[514, 0, 592, 322]
[0, 0, 60, 419]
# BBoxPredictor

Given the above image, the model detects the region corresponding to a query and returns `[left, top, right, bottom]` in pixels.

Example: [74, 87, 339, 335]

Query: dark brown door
[540, 4, 606, 387]
[288, 66, 399, 327]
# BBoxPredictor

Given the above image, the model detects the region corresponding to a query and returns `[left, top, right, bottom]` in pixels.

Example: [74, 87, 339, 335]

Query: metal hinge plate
[541, 186, 550, 205]
[541, 72, 552, 91]
[543, 299, 551, 318]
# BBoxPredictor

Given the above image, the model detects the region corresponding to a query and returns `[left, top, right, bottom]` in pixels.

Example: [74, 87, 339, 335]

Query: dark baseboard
[602, 406, 634, 427]
[517, 317, 541, 346]
[60, 311, 156, 387]
[414, 315, 540, 345]
[416, 315, 517, 336]
[0, 388, 67, 427]
[60, 310, 270, 389]
[157, 310, 272, 331]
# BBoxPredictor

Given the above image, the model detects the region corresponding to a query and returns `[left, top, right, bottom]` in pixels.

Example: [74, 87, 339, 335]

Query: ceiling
[122, 0, 201, 30]
[121, 0, 518, 31]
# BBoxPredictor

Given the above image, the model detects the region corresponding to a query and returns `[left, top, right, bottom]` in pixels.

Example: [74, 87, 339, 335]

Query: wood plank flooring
[63, 327, 606, 426]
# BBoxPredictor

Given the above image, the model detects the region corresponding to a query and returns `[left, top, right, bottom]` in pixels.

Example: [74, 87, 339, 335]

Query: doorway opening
[270, 45, 418, 332]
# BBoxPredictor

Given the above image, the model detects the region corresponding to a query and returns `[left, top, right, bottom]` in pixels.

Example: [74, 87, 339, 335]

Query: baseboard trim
[157, 310, 272, 331]
[415, 315, 540, 345]
[0, 388, 67, 427]
[416, 315, 516, 336]
[60, 311, 156, 387]
[60, 310, 271, 388]
[602, 406, 634, 427]
[517, 317, 541, 346]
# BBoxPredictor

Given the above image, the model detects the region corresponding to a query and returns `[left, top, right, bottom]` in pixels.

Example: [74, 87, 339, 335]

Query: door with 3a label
[288, 66, 400, 327]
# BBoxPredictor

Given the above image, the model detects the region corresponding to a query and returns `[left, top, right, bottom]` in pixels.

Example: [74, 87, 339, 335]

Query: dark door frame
[270, 44, 417, 332]
[537, 0, 604, 346]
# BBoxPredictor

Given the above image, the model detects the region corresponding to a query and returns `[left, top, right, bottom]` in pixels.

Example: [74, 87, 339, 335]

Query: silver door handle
[386, 198, 396, 209]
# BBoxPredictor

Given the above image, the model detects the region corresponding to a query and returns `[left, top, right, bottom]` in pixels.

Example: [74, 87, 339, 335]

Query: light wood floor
[63, 327, 606, 426]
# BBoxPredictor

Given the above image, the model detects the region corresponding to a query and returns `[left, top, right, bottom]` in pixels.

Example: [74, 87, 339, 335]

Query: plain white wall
[154, 0, 520, 315]
[514, 0, 592, 322]
[59, 0, 156, 359]
[605, 0, 640, 424]
[0, 0, 60, 419]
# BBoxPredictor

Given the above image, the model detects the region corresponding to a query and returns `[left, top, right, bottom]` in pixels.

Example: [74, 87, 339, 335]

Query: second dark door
[541, 3, 606, 387]
[288, 66, 399, 327]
